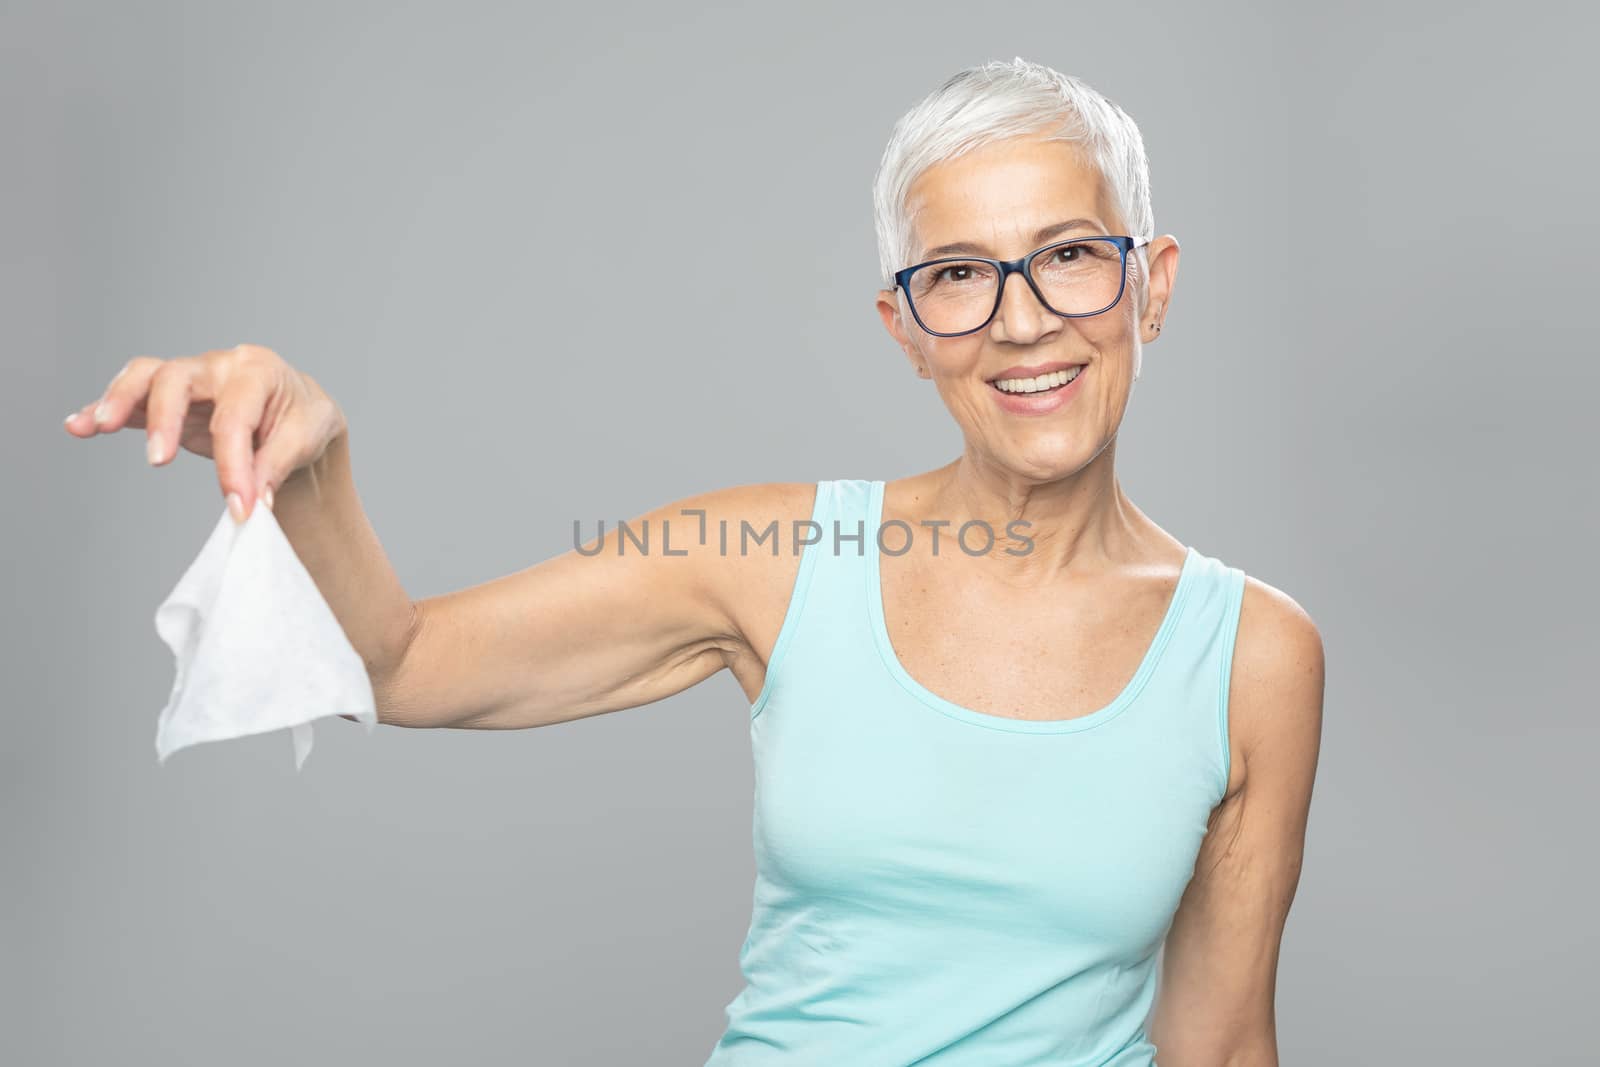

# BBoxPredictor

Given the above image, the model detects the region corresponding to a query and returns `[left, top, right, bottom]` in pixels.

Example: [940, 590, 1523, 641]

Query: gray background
[5, 1, 1595, 1064]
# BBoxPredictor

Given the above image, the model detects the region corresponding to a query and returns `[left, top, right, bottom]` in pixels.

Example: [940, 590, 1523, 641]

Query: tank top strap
[800, 477, 879, 639]
[819, 477, 877, 563]
[748, 478, 878, 720]
[779, 479, 874, 594]
[1132, 547, 1248, 803]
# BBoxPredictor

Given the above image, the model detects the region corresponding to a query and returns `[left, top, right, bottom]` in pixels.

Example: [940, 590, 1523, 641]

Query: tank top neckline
[862, 478, 1200, 735]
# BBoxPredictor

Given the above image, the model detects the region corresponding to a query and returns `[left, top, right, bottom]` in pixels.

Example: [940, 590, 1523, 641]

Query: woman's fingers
[62, 404, 95, 433]
[251, 409, 307, 506]
[142, 358, 200, 466]
[93, 356, 163, 431]
[66, 342, 341, 524]
[208, 363, 271, 522]
[66, 357, 163, 436]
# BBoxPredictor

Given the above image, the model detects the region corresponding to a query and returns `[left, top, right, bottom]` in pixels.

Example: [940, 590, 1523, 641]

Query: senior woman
[66, 57, 1322, 1067]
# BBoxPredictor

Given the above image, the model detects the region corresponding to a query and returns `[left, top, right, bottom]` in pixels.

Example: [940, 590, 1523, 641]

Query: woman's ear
[1143, 235, 1180, 336]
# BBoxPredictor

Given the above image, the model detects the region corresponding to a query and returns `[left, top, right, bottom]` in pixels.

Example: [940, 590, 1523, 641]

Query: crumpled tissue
[154, 502, 378, 769]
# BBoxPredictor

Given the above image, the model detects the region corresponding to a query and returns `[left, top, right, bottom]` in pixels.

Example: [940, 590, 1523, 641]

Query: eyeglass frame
[891, 234, 1152, 338]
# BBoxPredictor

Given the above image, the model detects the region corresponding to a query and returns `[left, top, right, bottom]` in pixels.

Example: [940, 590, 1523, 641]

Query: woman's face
[875, 134, 1177, 483]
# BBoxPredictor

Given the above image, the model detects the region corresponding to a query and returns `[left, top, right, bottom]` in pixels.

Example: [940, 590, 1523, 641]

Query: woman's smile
[985, 360, 1087, 416]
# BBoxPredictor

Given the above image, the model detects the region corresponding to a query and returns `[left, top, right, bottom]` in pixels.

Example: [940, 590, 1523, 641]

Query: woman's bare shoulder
[662, 480, 822, 550]
[671, 480, 825, 689]
[1227, 574, 1325, 793]
[655, 476, 822, 579]
[701, 479, 821, 515]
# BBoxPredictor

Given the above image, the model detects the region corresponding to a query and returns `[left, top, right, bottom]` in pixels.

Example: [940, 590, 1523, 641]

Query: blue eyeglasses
[893, 234, 1150, 337]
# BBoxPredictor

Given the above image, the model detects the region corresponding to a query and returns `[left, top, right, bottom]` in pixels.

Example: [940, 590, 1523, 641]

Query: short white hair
[872, 57, 1154, 292]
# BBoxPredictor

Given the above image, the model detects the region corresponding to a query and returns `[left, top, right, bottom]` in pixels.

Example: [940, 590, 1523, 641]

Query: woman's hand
[63, 343, 348, 522]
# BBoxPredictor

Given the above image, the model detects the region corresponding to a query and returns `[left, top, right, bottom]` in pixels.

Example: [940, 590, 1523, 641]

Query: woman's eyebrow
[923, 217, 1102, 258]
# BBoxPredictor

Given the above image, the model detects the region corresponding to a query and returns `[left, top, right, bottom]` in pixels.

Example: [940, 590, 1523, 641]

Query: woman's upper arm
[1147, 576, 1326, 1065]
[373, 480, 816, 730]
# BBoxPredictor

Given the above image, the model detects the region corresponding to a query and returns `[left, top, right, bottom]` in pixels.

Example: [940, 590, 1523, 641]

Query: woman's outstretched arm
[66, 343, 793, 732]
[356, 479, 813, 731]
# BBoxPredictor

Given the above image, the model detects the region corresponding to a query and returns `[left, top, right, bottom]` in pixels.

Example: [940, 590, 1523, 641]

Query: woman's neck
[906, 443, 1161, 581]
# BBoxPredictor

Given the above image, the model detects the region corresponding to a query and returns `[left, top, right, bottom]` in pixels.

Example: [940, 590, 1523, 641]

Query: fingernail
[64, 411, 78, 425]
[93, 402, 108, 424]
[146, 432, 162, 464]
[262, 485, 275, 510]
[227, 492, 245, 523]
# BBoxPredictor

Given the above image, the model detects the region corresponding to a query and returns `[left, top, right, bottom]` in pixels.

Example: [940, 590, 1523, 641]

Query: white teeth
[992, 366, 1082, 394]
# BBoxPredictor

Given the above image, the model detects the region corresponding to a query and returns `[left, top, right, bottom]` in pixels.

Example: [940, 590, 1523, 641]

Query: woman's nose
[990, 271, 1060, 343]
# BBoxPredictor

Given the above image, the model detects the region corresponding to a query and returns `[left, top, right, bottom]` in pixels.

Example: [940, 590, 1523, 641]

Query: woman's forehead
[905, 137, 1114, 259]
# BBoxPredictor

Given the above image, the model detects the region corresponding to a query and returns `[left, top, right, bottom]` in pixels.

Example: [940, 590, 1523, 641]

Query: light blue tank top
[704, 478, 1247, 1067]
